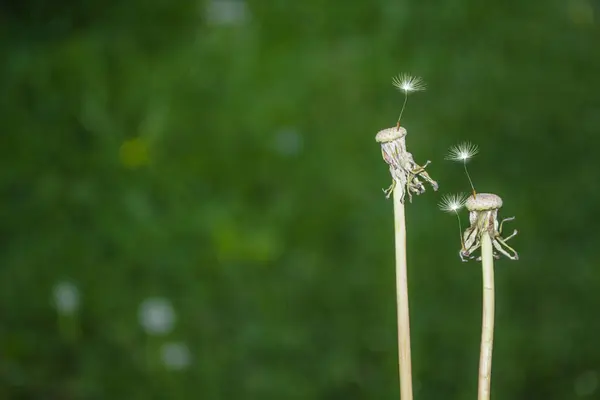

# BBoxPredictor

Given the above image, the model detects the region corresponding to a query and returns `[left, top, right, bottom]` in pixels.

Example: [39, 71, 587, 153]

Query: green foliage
[1, 0, 599, 398]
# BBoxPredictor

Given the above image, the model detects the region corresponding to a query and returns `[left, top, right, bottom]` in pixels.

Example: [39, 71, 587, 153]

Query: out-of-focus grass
[1, 0, 599, 398]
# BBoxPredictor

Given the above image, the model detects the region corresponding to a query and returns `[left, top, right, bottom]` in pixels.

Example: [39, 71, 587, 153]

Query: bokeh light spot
[574, 370, 598, 396]
[120, 138, 149, 169]
[568, 0, 595, 25]
[160, 342, 191, 371]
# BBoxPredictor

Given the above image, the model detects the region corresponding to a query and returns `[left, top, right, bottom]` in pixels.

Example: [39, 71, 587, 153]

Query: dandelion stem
[396, 94, 409, 129]
[393, 184, 413, 400]
[453, 211, 465, 249]
[478, 232, 495, 400]
[463, 161, 477, 197]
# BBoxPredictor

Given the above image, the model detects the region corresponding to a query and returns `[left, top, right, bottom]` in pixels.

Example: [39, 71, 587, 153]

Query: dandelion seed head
[438, 193, 468, 213]
[392, 74, 426, 93]
[445, 142, 479, 162]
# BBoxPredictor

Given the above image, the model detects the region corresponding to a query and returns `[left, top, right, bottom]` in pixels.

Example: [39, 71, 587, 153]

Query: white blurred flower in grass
[206, 0, 248, 25]
[52, 281, 80, 315]
[161, 342, 191, 371]
[138, 297, 176, 336]
[273, 127, 303, 157]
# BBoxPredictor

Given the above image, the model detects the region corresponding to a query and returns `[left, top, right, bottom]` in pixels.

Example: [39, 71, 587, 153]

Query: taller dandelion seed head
[445, 142, 479, 163]
[377, 72, 437, 203]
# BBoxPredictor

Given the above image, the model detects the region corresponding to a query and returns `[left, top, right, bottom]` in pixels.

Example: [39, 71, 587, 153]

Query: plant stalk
[393, 185, 413, 400]
[478, 232, 495, 400]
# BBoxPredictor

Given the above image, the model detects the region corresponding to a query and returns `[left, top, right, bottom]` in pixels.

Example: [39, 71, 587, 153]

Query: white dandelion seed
[445, 141, 479, 196]
[392, 74, 426, 127]
[392, 74, 427, 93]
[445, 142, 479, 162]
[138, 297, 176, 336]
[439, 193, 468, 213]
[439, 193, 468, 249]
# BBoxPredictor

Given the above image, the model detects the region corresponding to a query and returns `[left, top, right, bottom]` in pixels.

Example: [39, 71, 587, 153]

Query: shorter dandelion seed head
[392, 74, 426, 94]
[439, 193, 468, 213]
[445, 142, 479, 162]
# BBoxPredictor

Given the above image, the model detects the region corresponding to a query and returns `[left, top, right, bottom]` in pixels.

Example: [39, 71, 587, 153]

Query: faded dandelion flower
[161, 342, 191, 371]
[461, 193, 519, 262]
[376, 127, 438, 203]
[138, 297, 176, 336]
[52, 281, 80, 315]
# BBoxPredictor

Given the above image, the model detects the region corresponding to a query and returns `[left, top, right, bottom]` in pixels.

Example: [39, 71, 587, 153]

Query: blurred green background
[1, 0, 599, 399]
